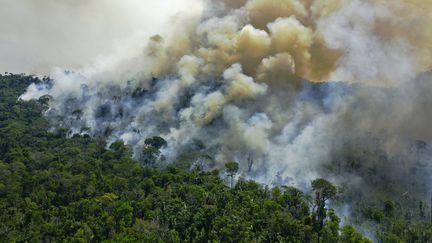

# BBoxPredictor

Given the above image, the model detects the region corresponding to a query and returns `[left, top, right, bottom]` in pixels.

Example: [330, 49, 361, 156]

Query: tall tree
[225, 161, 239, 188]
[311, 178, 337, 230]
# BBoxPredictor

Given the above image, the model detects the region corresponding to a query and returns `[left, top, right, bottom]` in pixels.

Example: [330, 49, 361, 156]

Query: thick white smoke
[16, 0, 432, 202]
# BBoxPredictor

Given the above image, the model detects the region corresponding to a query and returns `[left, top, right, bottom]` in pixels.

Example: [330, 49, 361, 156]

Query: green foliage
[0, 74, 372, 242]
[340, 225, 371, 243]
[311, 178, 338, 231]
[144, 136, 167, 149]
[225, 161, 239, 175]
[225, 161, 239, 188]
[311, 178, 337, 202]
[142, 136, 167, 166]
[358, 200, 432, 243]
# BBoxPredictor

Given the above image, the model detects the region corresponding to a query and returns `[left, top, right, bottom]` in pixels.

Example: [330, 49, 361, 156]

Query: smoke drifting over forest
[16, 0, 432, 201]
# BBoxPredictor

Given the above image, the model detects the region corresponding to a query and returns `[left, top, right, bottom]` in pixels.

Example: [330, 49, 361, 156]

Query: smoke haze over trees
[0, 74, 377, 242]
[17, 0, 432, 199]
[1, 0, 432, 241]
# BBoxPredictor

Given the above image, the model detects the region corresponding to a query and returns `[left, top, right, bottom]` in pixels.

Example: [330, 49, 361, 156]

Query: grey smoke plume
[18, 0, 432, 203]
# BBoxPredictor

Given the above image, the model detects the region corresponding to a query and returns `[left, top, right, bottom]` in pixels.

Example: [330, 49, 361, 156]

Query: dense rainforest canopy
[0, 74, 431, 242]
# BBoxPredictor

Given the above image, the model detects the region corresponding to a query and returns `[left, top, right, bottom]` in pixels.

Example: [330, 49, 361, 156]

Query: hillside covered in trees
[0, 74, 431, 242]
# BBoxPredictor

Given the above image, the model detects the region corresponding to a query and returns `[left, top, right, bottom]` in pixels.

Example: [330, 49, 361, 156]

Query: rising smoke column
[20, 0, 432, 197]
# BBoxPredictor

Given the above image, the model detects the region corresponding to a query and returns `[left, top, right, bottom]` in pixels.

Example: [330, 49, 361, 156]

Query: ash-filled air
[19, 0, 432, 201]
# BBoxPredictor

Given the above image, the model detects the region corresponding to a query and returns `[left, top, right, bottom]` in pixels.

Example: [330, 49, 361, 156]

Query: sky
[0, 0, 204, 74]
